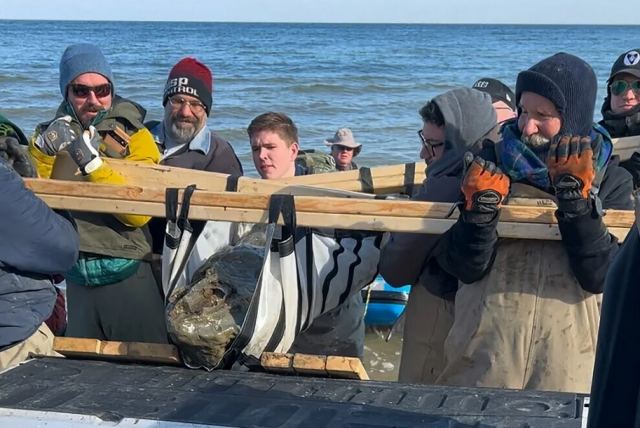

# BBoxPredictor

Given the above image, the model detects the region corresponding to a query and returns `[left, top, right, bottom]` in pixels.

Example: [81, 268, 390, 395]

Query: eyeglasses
[610, 79, 640, 96]
[334, 145, 354, 152]
[168, 96, 206, 114]
[70, 83, 112, 98]
[417, 130, 444, 150]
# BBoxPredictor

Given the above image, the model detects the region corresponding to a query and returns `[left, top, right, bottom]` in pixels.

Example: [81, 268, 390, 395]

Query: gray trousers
[66, 261, 168, 344]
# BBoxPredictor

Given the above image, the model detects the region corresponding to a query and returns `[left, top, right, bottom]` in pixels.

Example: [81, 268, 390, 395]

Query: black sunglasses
[610, 79, 640, 96]
[70, 83, 112, 98]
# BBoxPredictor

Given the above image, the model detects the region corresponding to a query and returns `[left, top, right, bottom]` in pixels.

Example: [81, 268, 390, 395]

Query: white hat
[324, 128, 362, 154]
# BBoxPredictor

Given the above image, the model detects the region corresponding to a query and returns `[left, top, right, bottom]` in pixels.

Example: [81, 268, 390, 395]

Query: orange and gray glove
[547, 134, 599, 215]
[460, 152, 510, 222]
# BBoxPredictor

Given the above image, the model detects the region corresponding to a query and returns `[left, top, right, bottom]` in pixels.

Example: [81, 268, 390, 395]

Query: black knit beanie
[516, 52, 597, 136]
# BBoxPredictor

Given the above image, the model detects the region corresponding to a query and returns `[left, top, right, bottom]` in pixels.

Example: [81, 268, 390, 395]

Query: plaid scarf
[499, 123, 612, 190]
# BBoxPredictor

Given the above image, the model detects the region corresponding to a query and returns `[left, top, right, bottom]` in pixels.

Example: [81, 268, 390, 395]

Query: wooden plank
[53, 337, 182, 365]
[291, 353, 328, 377]
[51, 152, 424, 194]
[260, 352, 295, 374]
[612, 135, 640, 161]
[25, 179, 636, 228]
[325, 356, 370, 380]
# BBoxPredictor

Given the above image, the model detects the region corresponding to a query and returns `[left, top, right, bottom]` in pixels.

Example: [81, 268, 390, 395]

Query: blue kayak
[362, 275, 411, 327]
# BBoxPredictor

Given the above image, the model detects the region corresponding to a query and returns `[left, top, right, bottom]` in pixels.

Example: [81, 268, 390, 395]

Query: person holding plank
[28, 43, 167, 344]
[599, 48, 640, 188]
[0, 116, 78, 369]
[424, 53, 631, 393]
[379, 87, 499, 384]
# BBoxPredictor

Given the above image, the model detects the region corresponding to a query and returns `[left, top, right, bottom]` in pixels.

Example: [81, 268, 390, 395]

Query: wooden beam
[24, 179, 634, 241]
[51, 152, 423, 194]
[53, 337, 182, 365]
[261, 352, 369, 380]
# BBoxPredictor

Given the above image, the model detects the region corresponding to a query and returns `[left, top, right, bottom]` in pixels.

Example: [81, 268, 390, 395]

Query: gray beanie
[59, 43, 114, 97]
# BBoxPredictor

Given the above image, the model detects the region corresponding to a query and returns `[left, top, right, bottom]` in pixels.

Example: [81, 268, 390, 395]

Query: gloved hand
[67, 125, 103, 175]
[34, 115, 78, 156]
[460, 152, 510, 222]
[0, 136, 36, 177]
[547, 134, 598, 215]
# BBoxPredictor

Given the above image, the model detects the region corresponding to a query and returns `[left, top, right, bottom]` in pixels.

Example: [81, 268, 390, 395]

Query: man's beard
[166, 117, 203, 145]
[522, 133, 551, 151]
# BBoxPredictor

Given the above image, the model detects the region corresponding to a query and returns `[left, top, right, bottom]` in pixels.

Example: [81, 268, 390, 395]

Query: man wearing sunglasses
[600, 48, 640, 188]
[324, 128, 362, 171]
[27, 43, 168, 345]
[380, 87, 498, 384]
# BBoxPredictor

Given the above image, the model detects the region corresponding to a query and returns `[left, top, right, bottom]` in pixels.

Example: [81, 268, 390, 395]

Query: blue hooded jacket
[0, 158, 79, 349]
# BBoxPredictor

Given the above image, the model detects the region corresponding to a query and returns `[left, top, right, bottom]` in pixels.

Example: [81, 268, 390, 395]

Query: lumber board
[53, 337, 182, 365]
[292, 353, 328, 377]
[47, 135, 640, 197]
[261, 352, 369, 380]
[325, 355, 370, 380]
[24, 179, 634, 241]
[51, 151, 423, 194]
[260, 352, 295, 374]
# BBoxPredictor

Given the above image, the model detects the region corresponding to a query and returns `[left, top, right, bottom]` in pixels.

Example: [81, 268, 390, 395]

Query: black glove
[0, 136, 36, 177]
[34, 115, 79, 156]
[67, 126, 103, 175]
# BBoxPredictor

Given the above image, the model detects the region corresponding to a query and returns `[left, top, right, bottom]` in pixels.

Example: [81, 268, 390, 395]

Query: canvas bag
[162, 188, 383, 370]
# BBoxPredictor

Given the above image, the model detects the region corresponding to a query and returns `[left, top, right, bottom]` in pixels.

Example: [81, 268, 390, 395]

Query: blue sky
[2, 0, 637, 25]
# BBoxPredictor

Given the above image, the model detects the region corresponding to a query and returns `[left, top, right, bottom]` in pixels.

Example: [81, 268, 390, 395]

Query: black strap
[403, 162, 416, 196]
[358, 167, 374, 194]
[165, 188, 178, 223]
[164, 188, 180, 250]
[268, 194, 297, 239]
[177, 185, 197, 232]
[225, 175, 239, 192]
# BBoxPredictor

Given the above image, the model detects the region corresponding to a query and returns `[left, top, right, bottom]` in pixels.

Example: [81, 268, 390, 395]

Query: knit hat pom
[163, 57, 213, 116]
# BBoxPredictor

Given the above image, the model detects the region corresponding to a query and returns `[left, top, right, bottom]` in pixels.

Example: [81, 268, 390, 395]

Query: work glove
[0, 136, 36, 177]
[547, 134, 599, 215]
[460, 152, 510, 223]
[34, 115, 79, 156]
[67, 125, 103, 175]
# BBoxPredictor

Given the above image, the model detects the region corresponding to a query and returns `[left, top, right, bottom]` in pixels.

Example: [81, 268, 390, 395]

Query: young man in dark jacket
[379, 87, 498, 383]
[248, 112, 365, 358]
[0, 120, 79, 369]
[422, 53, 632, 393]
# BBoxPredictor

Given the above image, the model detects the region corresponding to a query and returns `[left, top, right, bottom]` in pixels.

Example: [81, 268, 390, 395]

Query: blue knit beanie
[516, 52, 596, 136]
[59, 43, 114, 97]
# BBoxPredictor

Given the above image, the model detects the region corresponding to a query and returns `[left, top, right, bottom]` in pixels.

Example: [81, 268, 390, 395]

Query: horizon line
[0, 18, 636, 26]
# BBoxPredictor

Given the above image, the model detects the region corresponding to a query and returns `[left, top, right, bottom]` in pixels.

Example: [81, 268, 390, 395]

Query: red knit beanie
[163, 57, 213, 115]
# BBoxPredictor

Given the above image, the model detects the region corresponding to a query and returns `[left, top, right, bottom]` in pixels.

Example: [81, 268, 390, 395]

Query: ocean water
[2, 20, 640, 175]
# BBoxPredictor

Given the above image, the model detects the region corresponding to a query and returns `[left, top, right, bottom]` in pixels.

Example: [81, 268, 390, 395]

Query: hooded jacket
[0, 158, 79, 349]
[380, 88, 497, 298]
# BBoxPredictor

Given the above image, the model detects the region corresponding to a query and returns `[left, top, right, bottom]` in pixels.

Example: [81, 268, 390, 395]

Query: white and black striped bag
[162, 189, 383, 370]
